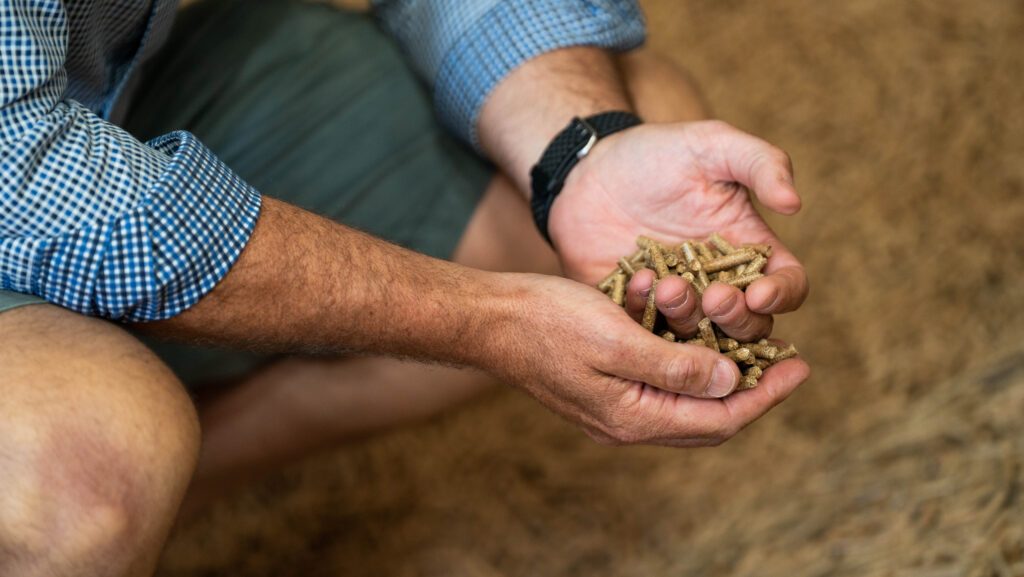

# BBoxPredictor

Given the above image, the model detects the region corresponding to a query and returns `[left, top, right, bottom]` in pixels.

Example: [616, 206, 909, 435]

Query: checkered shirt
[1, 0, 646, 322]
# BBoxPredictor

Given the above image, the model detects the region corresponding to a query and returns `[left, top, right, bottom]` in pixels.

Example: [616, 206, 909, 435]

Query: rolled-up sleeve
[1, 1, 261, 322]
[372, 0, 647, 148]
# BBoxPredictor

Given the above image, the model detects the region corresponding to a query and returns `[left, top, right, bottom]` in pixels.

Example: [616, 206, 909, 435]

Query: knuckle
[665, 354, 702, 392]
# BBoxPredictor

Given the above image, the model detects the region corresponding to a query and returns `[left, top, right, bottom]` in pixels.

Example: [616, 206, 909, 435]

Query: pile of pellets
[597, 233, 797, 392]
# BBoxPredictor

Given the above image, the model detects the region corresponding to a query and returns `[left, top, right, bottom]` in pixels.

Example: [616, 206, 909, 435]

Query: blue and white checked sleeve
[1, 1, 261, 322]
[372, 0, 647, 148]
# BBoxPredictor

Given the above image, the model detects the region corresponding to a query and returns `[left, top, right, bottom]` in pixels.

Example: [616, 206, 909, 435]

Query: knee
[0, 391, 200, 575]
[0, 306, 200, 575]
[618, 48, 710, 123]
[0, 383, 199, 575]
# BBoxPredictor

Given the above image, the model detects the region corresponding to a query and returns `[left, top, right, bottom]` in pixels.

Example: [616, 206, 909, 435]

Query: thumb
[602, 325, 741, 399]
[697, 120, 802, 215]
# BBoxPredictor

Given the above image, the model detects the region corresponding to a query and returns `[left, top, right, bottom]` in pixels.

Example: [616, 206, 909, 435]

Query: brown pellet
[718, 338, 740, 351]
[641, 281, 659, 332]
[697, 269, 711, 291]
[598, 271, 619, 292]
[741, 243, 773, 257]
[610, 272, 626, 306]
[703, 249, 758, 274]
[746, 254, 768, 275]
[698, 318, 718, 350]
[617, 257, 636, 276]
[726, 348, 752, 362]
[709, 232, 736, 255]
[660, 330, 677, 342]
[695, 241, 715, 261]
[648, 246, 671, 279]
[680, 242, 702, 271]
[773, 344, 799, 362]
[745, 365, 764, 380]
[725, 272, 764, 289]
[680, 271, 704, 297]
[636, 236, 663, 251]
[747, 343, 778, 360]
[718, 270, 734, 282]
[664, 251, 679, 268]
[737, 375, 759, 391]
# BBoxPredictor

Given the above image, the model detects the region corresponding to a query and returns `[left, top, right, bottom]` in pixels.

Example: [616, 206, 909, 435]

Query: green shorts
[0, 0, 493, 387]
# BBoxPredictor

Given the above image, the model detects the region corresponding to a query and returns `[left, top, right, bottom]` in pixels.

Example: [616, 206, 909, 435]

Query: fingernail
[762, 287, 781, 311]
[663, 290, 688, 311]
[711, 294, 738, 317]
[707, 359, 738, 398]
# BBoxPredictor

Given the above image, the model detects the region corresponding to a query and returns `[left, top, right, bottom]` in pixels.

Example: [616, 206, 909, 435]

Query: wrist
[448, 271, 538, 376]
[477, 47, 633, 193]
[530, 112, 642, 246]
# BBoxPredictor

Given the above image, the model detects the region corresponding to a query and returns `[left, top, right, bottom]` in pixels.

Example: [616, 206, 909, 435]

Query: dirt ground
[157, 1, 1024, 575]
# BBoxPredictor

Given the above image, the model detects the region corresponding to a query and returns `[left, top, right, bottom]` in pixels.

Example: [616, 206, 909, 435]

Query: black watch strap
[529, 111, 642, 245]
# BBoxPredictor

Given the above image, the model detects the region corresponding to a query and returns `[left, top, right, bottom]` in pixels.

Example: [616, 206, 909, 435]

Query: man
[0, 0, 809, 574]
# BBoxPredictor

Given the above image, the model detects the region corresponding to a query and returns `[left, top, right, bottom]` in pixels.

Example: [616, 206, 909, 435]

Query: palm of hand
[549, 122, 786, 285]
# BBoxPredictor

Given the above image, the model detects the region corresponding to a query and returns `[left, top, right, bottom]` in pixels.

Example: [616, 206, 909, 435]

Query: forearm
[141, 198, 513, 369]
[477, 46, 634, 195]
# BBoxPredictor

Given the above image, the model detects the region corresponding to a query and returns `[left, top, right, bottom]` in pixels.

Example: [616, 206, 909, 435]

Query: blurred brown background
[158, 1, 1024, 575]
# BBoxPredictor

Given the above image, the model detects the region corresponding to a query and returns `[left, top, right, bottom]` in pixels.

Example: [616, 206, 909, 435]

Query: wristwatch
[529, 111, 642, 245]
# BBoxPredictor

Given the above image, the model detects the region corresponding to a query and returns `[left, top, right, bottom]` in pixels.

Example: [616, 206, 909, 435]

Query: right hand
[485, 274, 809, 447]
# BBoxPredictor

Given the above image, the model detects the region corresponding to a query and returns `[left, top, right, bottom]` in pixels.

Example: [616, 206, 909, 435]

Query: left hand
[548, 120, 809, 342]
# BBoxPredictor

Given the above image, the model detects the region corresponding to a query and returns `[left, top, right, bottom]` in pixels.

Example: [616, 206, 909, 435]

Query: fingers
[601, 328, 741, 399]
[589, 354, 809, 447]
[745, 266, 809, 314]
[654, 276, 703, 336]
[714, 228, 809, 316]
[741, 235, 809, 315]
[649, 356, 809, 447]
[716, 357, 809, 431]
[701, 281, 773, 341]
[624, 268, 656, 323]
[624, 271, 703, 336]
[695, 120, 801, 215]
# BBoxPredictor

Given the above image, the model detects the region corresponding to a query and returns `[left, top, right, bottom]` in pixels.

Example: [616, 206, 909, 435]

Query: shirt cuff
[434, 0, 647, 150]
[26, 131, 262, 322]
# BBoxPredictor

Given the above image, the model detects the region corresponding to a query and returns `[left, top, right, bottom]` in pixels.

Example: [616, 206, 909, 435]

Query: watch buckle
[575, 117, 598, 159]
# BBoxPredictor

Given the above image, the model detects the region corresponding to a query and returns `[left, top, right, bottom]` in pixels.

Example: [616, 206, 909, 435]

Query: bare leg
[0, 305, 199, 576]
[179, 49, 709, 517]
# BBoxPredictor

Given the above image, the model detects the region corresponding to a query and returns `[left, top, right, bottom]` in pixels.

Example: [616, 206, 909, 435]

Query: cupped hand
[489, 273, 809, 447]
[548, 120, 809, 341]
